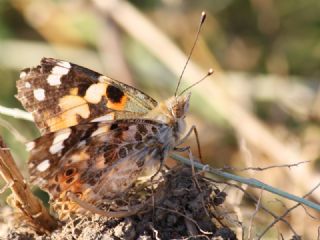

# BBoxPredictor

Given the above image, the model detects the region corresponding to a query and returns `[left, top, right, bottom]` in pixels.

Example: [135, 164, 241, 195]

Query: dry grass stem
[0, 118, 28, 143]
[258, 181, 320, 239]
[222, 160, 310, 172]
[203, 177, 298, 236]
[248, 189, 263, 239]
[0, 137, 57, 233]
[0, 106, 33, 122]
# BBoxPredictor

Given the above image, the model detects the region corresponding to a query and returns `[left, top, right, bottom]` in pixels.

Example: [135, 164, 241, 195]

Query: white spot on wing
[36, 159, 50, 172]
[51, 65, 70, 75]
[20, 71, 27, 79]
[47, 61, 71, 86]
[84, 83, 107, 104]
[33, 88, 45, 101]
[58, 61, 71, 69]
[47, 74, 61, 86]
[49, 128, 72, 154]
[49, 144, 64, 154]
[91, 113, 114, 122]
[26, 141, 35, 151]
[52, 128, 72, 144]
[25, 82, 31, 88]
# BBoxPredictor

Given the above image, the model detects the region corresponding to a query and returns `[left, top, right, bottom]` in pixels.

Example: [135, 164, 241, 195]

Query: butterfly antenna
[174, 11, 207, 97]
[179, 68, 213, 96]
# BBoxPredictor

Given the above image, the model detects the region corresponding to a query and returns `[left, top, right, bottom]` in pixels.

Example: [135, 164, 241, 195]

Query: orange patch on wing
[106, 94, 127, 110]
[69, 151, 90, 163]
[68, 179, 81, 192]
[69, 87, 78, 96]
[95, 155, 106, 169]
[47, 95, 90, 132]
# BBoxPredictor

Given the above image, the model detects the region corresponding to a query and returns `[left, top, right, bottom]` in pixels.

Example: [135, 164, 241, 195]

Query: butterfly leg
[174, 125, 203, 163]
[174, 144, 204, 192]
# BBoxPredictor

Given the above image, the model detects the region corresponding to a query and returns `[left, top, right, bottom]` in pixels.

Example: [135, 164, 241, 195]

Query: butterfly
[16, 57, 205, 219]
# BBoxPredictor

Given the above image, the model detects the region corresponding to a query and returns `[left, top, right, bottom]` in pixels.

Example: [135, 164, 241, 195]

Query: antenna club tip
[200, 11, 207, 24]
[208, 68, 214, 75]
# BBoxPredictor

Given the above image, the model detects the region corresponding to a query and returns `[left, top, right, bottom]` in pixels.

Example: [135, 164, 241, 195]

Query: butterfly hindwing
[16, 58, 158, 134]
[27, 119, 171, 203]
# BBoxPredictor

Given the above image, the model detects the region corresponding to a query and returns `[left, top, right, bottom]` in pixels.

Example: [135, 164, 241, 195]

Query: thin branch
[222, 160, 310, 172]
[203, 177, 298, 235]
[248, 190, 263, 239]
[257, 181, 320, 239]
[0, 118, 28, 143]
[300, 204, 320, 220]
[0, 137, 57, 232]
[0, 105, 33, 122]
[171, 153, 320, 212]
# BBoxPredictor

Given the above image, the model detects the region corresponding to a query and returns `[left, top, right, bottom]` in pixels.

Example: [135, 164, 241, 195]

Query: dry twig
[0, 106, 33, 122]
[0, 137, 57, 233]
[222, 160, 310, 172]
[248, 190, 263, 239]
[257, 181, 320, 239]
[202, 177, 298, 236]
[0, 118, 28, 143]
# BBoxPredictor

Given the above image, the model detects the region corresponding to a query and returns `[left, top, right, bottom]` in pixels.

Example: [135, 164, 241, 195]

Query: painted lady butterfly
[16, 13, 211, 220]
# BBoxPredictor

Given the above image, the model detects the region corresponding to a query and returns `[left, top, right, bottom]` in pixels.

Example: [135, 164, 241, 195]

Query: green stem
[171, 153, 320, 212]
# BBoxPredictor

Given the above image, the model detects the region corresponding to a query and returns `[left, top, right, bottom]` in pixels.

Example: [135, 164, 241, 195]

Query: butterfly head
[167, 92, 191, 120]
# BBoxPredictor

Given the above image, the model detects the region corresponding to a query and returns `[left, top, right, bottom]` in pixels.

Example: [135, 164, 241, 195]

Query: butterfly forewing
[16, 58, 157, 134]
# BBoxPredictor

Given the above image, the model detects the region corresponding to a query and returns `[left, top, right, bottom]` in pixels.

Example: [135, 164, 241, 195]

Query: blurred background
[0, 0, 319, 238]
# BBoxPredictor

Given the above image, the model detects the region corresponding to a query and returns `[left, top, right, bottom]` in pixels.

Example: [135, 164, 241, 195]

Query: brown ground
[5, 166, 237, 240]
